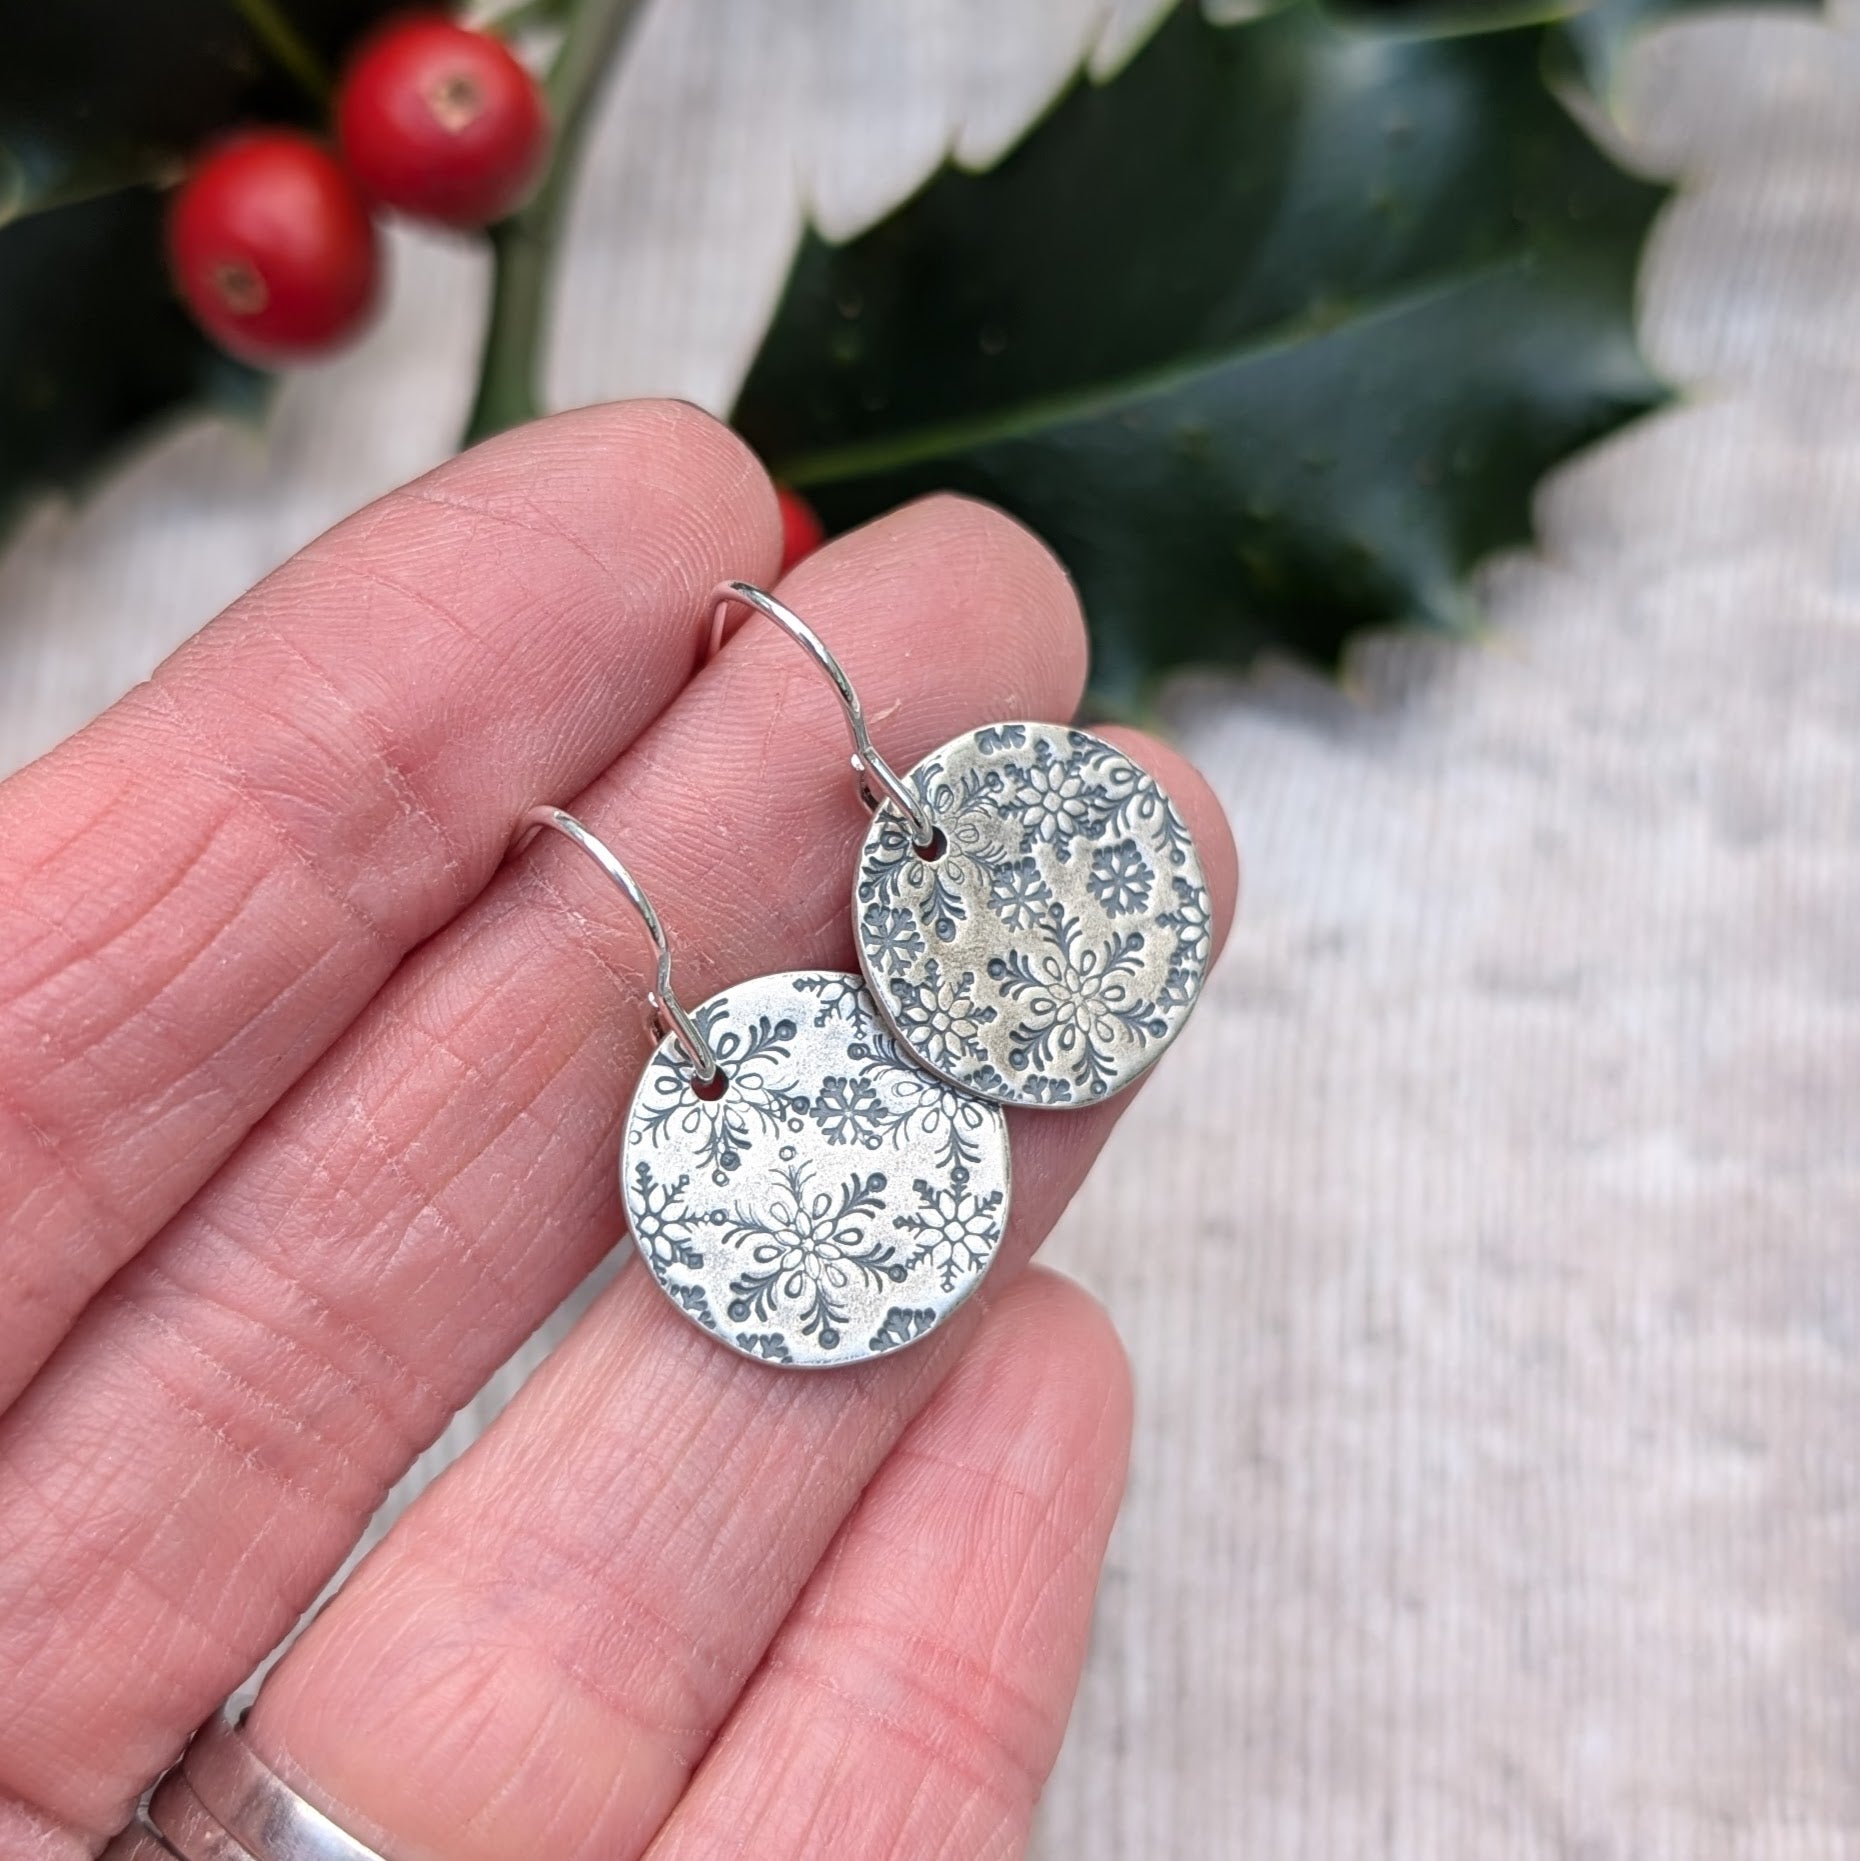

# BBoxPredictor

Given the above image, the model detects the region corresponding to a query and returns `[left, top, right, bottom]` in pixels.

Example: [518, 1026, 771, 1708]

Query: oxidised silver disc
[855, 723, 1212, 1107]
[621, 969, 1012, 1368]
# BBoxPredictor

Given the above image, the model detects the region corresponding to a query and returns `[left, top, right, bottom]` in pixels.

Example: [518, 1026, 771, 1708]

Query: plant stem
[227, 0, 332, 106]
[462, 0, 648, 444]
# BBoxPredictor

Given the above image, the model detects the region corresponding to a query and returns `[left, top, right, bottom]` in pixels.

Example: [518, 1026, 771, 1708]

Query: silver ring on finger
[140, 1707, 389, 1861]
[148, 1768, 262, 1860]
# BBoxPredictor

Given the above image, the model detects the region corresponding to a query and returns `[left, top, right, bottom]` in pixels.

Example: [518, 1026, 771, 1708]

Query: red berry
[168, 131, 380, 365]
[777, 486, 825, 572]
[338, 16, 550, 228]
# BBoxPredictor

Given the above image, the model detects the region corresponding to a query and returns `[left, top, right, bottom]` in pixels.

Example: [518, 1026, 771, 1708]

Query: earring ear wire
[706, 580, 938, 850]
[704, 588, 1215, 1109]
[510, 806, 720, 1086]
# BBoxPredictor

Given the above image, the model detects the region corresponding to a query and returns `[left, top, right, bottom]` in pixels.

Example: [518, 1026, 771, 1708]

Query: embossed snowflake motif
[791, 972, 999, 1168]
[886, 958, 996, 1075]
[635, 1009, 809, 1183]
[1087, 839, 1153, 918]
[860, 903, 926, 969]
[860, 759, 1017, 942]
[794, 971, 867, 1027]
[850, 721, 1208, 1106]
[735, 1333, 793, 1363]
[812, 1072, 889, 1149]
[668, 1281, 719, 1332]
[868, 1307, 938, 1354]
[1157, 872, 1213, 1009]
[893, 1166, 1006, 1294]
[1069, 731, 1194, 868]
[629, 1162, 705, 1271]
[1001, 735, 1100, 856]
[989, 904, 1171, 1097]
[975, 723, 1027, 754]
[719, 1165, 907, 1353]
[988, 854, 1052, 932]
[879, 1054, 998, 1170]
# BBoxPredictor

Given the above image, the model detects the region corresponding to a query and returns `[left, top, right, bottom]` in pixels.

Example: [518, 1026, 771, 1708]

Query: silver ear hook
[706, 580, 938, 849]
[510, 806, 721, 1085]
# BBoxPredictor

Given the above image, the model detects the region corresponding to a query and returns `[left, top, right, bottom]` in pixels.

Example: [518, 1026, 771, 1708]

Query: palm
[0, 404, 1233, 1860]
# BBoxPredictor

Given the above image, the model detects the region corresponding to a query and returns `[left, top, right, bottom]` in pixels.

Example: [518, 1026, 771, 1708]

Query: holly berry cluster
[168, 14, 550, 365]
[165, 9, 827, 572]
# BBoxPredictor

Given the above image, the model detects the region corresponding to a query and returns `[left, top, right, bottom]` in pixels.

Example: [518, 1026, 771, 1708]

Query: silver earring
[709, 583, 1214, 1109]
[510, 807, 1012, 1369]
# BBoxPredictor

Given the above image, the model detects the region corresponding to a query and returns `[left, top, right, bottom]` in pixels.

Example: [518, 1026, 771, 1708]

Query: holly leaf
[0, 189, 271, 534]
[732, 0, 1763, 701]
[1333, 0, 1786, 78]
[0, 0, 407, 539]
[0, 0, 417, 214]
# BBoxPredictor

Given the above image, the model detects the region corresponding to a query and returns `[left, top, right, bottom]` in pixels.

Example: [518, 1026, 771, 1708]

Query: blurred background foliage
[0, 0, 1796, 701]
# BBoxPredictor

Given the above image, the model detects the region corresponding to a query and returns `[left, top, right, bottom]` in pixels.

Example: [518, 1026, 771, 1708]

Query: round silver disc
[854, 722, 1212, 1107]
[621, 969, 1012, 1368]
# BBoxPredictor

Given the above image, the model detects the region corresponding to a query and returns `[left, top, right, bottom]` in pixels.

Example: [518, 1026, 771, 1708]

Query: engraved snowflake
[734, 1332, 793, 1363]
[634, 1009, 809, 1183]
[868, 1306, 938, 1354]
[987, 854, 1052, 932]
[668, 1280, 720, 1331]
[1157, 872, 1213, 1008]
[812, 1072, 889, 1149]
[893, 1166, 1006, 1294]
[989, 904, 1170, 1097]
[860, 758, 1017, 942]
[1087, 839, 1153, 917]
[860, 903, 926, 969]
[878, 1053, 998, 1170]
[719, 1165, 907, 1352]
[885, 958, 997, 1074]
[628, 1161, 705, 1271]
[794, 971, 867, 1026]
[1002, 735, 1100, 856]
[1069, 731, 1193, 869]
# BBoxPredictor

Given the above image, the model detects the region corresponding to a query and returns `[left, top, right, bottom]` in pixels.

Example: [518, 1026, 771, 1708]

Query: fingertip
[460, 396, 764, 493]
[959, 1265, 1135, 1481]
[437, 397, 784, 596]
[779, 492, 1091, 724]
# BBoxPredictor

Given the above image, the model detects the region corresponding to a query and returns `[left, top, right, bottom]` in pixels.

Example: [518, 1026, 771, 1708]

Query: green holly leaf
[0, 189, 272, 533]
[733, 0, 1780, 703]
[1333, 0, 1782, 81]
[0, 0, 407, 540]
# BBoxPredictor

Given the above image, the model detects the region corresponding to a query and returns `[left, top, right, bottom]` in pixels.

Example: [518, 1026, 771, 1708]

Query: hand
[0, 404, 1236, 1861]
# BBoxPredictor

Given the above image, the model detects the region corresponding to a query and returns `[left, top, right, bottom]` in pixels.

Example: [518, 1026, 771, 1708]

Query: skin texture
[0, 402, 1236, 1861]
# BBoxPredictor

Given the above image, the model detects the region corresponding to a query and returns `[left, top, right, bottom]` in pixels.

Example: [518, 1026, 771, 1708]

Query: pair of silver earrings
[512, 582, 1213, 1370]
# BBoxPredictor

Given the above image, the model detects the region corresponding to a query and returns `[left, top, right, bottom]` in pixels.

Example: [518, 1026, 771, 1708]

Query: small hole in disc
[690, 1067, 729, 1102]
[913, 826, 948, 862]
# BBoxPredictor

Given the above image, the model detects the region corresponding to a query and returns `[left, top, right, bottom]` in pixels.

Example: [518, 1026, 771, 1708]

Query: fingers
[0, 401, 778, 1412]
[646, 1271, 1132, 1861]
[242, 1267, 1132, 1861]
[0, 496, 1096, 1841]
[208, 749, 1233, 1861]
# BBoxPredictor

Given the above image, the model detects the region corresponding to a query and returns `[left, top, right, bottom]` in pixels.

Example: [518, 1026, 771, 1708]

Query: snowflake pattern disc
[621, 970, 1012, 1368]
[855, 723, 1211, 1106]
